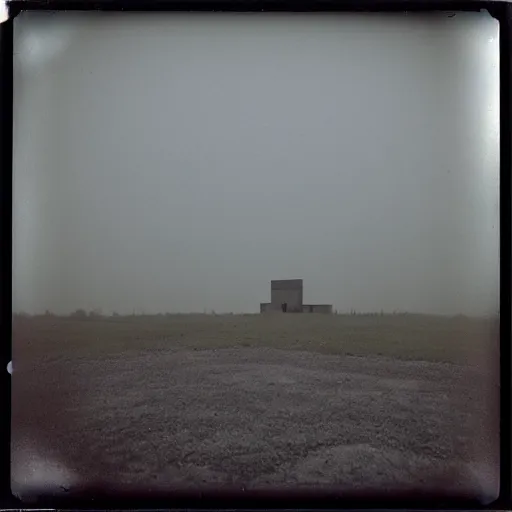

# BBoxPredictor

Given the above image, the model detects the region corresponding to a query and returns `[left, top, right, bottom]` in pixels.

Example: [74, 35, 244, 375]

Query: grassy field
[11, 313, 500, 503]
[12, 312, 499, 364]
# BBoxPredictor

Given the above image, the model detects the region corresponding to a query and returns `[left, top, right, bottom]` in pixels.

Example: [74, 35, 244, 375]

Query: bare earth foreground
[11, 314, 499, 503]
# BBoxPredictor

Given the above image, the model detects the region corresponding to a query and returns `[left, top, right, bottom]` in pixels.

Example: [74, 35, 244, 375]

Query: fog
[12, 11, 499, 316]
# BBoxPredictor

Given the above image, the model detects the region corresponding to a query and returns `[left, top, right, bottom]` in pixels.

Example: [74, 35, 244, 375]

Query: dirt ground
[11, 314, 500, 503]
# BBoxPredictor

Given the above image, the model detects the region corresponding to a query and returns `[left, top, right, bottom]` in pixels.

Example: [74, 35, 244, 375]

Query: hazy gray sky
[13, 11, 499, 315]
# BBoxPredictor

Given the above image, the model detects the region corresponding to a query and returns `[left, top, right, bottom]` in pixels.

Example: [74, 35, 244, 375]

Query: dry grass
[12, 312, 498, 364]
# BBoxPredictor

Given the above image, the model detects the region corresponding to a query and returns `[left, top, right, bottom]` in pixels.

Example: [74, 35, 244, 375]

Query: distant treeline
[12, 309, 497, 319]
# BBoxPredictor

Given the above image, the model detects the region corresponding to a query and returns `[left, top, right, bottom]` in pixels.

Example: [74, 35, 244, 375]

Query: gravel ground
[11, 346, 499, 503]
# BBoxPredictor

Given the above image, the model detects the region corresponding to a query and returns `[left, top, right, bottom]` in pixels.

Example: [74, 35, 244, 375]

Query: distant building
[260, 279, 332, 314]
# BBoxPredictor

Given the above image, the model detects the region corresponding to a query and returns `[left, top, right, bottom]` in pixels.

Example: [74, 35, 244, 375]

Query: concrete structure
[260, 279, 332, 314]
[270, 279, 303, 313]
[302, 304, 333, 314]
